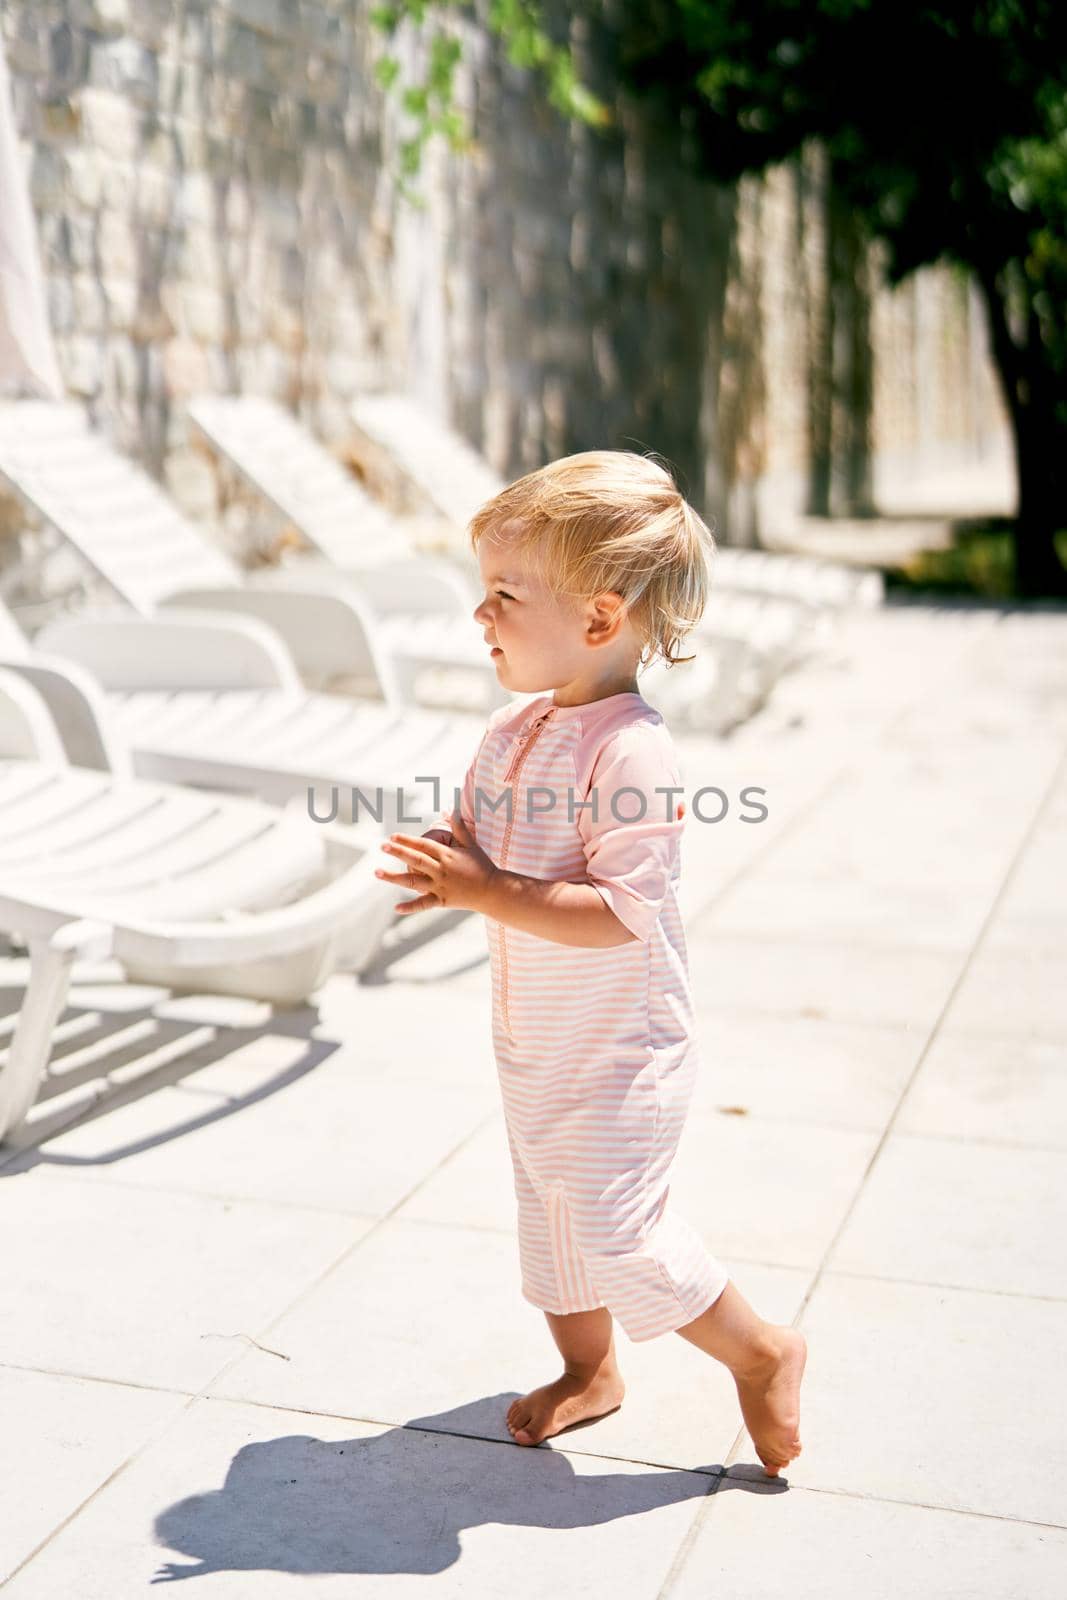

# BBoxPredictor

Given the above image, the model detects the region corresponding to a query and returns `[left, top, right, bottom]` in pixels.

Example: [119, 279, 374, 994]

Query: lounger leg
[0, 920, 113, 1144]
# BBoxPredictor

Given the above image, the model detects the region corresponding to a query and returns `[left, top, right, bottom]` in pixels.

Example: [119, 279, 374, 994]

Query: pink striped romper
[442, 689, 730, 1342]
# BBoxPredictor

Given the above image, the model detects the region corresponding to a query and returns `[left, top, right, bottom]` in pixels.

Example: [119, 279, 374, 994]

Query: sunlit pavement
[2, 596, 1065, 1596]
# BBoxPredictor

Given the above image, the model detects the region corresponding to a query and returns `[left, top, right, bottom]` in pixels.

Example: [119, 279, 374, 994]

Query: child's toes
[509, 1410, 535, 1445]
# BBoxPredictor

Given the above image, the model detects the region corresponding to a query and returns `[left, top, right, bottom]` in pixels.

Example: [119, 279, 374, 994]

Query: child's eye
[496, 590, 514, 601]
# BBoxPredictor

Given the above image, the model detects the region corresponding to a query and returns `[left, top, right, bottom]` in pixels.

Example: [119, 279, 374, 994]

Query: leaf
[374, 56, 401, 90]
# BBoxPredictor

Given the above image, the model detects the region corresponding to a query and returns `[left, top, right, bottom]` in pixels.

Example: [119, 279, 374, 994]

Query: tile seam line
[22, 1110, 1062, 1215]
[0, 1364, 1064, 1537]
[687, 1474, 1067, 1531]
[0, 1085, 502, 1201]
[3, 1255, 1062, 1407]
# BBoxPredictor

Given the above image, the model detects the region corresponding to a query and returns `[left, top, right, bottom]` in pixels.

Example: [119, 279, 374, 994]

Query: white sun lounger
[187, 393, 479, 586]
[0, 668, 398, 1143]
[350, 390, 883, 609]
[0, 401, 507, 713]
[350, 393, 824, 728]
[0, 593, 487, 849]
[351, 392, 509, 531]
[185, 396, 816, 728]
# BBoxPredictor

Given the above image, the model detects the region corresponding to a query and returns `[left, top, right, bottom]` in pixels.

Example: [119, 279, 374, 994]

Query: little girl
[374, 451, 806, 1475]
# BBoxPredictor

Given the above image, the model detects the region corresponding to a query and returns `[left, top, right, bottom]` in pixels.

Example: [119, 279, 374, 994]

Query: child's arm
[377, 817, 634, 947]
[479, 868, 636, 948]
[376, 718, 681, 949]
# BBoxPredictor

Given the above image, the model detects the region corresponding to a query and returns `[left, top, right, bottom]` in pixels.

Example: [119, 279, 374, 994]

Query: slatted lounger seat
[0, 668, 395, 1143]
[0, 594, 485, 841]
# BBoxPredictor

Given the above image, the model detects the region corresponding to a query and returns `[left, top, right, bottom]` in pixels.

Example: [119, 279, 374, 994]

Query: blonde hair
[468, 450, 716, 669]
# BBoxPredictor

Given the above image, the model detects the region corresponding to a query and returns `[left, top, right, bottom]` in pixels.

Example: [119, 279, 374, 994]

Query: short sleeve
[577, 726, 685, 944]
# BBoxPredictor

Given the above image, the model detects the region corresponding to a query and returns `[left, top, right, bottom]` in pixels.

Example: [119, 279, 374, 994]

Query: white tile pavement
[2, 597, 1066, 1595]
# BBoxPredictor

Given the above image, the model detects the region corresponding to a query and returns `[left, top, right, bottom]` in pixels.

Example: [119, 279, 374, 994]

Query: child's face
[472, 519, 632, 693]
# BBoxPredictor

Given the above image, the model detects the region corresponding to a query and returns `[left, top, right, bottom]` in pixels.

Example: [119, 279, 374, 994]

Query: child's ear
[586, 590, 628, 644]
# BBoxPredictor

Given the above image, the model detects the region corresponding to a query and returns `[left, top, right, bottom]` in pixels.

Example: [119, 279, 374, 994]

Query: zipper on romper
[498, 707, 556, 1039]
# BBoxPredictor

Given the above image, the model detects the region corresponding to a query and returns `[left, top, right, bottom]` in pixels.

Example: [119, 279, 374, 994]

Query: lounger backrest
[0, 402, 240, 613]
[188, 395, 405, 569]
[350, 393, 505, 527]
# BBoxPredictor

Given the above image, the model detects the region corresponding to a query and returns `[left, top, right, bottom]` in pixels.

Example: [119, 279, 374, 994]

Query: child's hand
[375, 813, 498, 917]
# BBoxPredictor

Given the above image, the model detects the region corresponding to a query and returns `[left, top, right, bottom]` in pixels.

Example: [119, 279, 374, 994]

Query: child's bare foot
[732, 1327, 807, 1477]
[506, 1368, 625, 1446]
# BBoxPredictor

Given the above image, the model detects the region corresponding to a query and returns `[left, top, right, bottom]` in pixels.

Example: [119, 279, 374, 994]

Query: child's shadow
[152, 1395, 785, 1582]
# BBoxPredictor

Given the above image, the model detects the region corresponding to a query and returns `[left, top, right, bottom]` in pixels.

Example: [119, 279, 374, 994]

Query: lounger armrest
[0, 667, 67, 763]
[164, 584, 399, 702]
[0, 654, 130, 774]
[35, 609, 302, 692]
[109, 825, 386, 968]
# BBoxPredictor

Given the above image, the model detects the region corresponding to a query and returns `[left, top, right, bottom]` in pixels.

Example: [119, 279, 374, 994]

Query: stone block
[29, 147, 66, 209]
[177, 170, 217, 227]
[45, 275, 76, 335]
[123, 0, 173, 51]
[71, 275, 107, 334]
[221, 0, 291, 39]
[77, 87, 139, 160]
[172, 116, 207, 168]
[217, 22, 274, 90]
[161, 282, 230, 344]
[161, 337, 211, 399]
[88, 37, 158, 106]
[101, 277, 140, 332]
[132, 165, 174, 228]
[265, 301, 306, 353]
[3, 12, 49, 74]
[236, 341, 293, 397]
[97, 212, 138, 278]
[63, 334, 104, 397]
[48, 23, 90, 92]
[233, 295, 264, 340]
[70, 0, 130, 37]
[174, 224, 223, 283]
[105, 335, 141, 399]
[298, 3, 346, 61]
[98, 154, 136, 211]
[40, 96, 84, 141]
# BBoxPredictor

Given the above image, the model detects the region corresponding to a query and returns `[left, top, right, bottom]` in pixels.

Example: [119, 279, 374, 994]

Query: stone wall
[1, 0, 1013, 568]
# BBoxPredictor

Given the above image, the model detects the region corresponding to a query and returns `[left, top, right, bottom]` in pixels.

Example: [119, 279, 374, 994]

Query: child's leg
[675, 1280, 807, 1477]
[506, 1307, 625, 1447]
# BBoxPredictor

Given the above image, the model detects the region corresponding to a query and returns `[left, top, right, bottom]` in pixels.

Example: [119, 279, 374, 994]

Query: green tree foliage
[373, 1, 1067, 594]
[371, 0, 609, 187]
